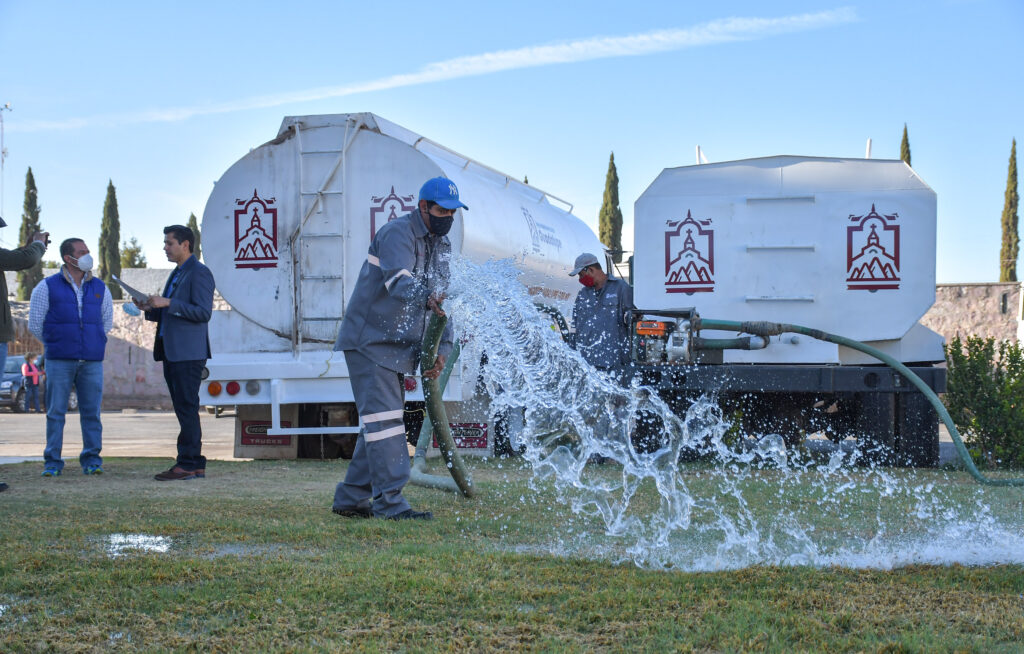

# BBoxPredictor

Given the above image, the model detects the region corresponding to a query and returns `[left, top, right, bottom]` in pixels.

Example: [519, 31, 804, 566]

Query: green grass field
[1, 457, 1022, 652]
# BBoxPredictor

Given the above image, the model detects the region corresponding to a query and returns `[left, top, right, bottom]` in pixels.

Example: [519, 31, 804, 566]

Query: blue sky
[1, 0, 1021, 282]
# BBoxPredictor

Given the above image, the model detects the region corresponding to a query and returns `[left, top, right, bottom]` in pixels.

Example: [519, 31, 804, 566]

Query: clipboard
[110, 274, 151, 305]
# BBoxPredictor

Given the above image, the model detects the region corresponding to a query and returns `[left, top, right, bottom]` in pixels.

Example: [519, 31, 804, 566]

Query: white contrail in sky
[14, 7, 856, 132]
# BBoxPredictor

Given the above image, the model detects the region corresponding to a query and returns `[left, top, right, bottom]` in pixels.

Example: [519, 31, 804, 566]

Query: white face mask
[71, 253, 94, 272]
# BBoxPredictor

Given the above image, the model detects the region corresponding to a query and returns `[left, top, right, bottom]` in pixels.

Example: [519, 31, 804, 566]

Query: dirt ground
[0, 409, 241, 465]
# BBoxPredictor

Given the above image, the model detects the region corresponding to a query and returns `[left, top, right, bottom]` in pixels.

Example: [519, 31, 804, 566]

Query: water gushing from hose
[444, 258, 1024, 569]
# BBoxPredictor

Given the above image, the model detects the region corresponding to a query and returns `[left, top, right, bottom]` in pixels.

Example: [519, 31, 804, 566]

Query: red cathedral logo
[234, 189, 279, 269]
[369, 187, 416, 240]
[846, 204, 900, 291]
[665, 210, 714, 293]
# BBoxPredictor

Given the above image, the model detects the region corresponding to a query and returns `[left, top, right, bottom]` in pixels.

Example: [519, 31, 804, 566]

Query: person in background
[568, 252, 636, 463]
[139, 225, 215, 482]
[21, 352, 43, 412]
[0, 216, 49, 492]
[569, 252, 635, 384]
[29, 237, 112, 476]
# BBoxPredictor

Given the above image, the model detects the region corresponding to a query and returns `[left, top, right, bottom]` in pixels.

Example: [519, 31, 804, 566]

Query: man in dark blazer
[139, 225, 215, 481]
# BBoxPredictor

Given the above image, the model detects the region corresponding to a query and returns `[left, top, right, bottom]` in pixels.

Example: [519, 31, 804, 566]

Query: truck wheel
[895, 392, 939, 468]
[854, 392, 895, 465]
[13, 389, 26, 413]
[631, 408, 666, 455]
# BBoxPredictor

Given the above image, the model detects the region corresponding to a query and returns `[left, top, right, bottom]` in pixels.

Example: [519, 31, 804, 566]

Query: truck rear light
[404, 376, 417, 391]
[208, 381, 223, 396]
[636, 321, 668, 336]
[226, 381, 241, 395]
[245, 380, 260, 395]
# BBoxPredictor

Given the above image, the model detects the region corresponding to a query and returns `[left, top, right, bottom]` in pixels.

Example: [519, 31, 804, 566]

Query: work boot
[154, 466, 205, 481]
[385, 509, 433, 521]
[332, 506, 372, 518]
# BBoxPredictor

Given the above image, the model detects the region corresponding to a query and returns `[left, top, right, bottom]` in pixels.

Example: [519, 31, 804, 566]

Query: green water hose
[413, 309, 475, 498]
[698, 318, 1024, 487]
[409, 340, 463, 494]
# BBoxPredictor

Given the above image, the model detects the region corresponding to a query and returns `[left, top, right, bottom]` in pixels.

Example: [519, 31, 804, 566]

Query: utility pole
[0, 102, 10, 246]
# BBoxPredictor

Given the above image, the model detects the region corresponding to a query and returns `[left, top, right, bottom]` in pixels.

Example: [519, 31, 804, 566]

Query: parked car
[0, 357, 77, 413]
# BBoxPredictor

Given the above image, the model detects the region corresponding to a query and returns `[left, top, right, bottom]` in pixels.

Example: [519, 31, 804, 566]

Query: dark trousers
[162, 359, 206, 471]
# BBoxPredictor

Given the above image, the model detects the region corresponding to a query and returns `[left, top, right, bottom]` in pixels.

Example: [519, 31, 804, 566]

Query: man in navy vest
[28, 237, 112, 476]
[138, 225, 215, 481]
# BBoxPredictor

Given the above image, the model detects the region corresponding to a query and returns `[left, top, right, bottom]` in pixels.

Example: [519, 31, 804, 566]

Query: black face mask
[428, 213, 455, 236]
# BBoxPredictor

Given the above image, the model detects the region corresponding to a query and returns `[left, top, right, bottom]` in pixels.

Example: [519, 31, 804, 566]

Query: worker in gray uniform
[569, 252, 635, 462]
[331, 176, 465, 521]
[569, 252, 635, 382]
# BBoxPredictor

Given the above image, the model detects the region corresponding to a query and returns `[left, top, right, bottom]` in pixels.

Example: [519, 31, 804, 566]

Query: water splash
[445, 257, 1024, 570]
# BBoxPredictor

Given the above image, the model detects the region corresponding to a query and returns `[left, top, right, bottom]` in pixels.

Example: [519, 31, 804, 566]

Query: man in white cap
[331, 176, 466, 520]
[569, 253, 635, 463]
[569, 252, 635, 382]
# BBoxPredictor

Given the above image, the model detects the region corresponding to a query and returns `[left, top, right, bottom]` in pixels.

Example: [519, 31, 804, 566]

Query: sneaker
[41, 468, 62, 477]
[332, 506, 372, 518]
[83, 465, 104, 475]
[154, 466, 204, 481]
[385, 509, 433, 521]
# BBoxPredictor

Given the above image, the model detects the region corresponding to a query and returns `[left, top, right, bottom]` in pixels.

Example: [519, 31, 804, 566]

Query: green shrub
[944, 335, 1024, 468]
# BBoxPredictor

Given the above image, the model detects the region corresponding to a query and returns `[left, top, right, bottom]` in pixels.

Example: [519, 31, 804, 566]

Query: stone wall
[919, 282, 1023, 344]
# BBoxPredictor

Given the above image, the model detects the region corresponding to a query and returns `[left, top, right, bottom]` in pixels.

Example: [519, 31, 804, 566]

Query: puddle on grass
[108, 631, 132, 645]
[99, 534, 309, 560]
[106, 534, 172, 557]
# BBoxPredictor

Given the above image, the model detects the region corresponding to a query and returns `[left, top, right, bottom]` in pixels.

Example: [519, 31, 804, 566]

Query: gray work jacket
[0, 241, 45, 342]
[571, 277, 635, 371]
[335, 209, 454, 374]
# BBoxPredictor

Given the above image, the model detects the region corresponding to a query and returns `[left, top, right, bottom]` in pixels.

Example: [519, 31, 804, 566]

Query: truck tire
[895, 392, 939, 468]
[854, 392, 895, 465]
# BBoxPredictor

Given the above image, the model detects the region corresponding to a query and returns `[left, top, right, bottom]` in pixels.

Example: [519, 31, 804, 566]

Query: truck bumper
[637, 364, 946, 395]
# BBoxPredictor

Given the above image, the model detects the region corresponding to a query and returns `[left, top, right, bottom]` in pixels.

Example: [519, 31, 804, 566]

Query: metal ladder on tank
[267, 117, 365, 441]
[290, 116, 364, 351]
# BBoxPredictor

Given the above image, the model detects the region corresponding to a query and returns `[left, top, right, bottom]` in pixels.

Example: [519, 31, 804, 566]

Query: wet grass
[1, 457, 1023, 652]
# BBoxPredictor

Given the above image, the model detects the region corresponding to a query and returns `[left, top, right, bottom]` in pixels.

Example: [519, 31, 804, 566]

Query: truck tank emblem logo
[370, 187, 415, 240]
[665, 210, 714, 294]
[846, 204, 900, 291]
[234, 189, 279, 269]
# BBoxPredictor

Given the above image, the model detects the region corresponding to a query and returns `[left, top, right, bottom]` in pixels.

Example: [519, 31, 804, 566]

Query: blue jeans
[25, 383, 41, 412]
[44, 359, 104, 471]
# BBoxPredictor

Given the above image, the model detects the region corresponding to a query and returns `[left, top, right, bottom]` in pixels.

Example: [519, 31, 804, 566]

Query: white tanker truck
[629, 156, 945, 466]
[200, 114, 944, 466]
[199, 113, 602, 459]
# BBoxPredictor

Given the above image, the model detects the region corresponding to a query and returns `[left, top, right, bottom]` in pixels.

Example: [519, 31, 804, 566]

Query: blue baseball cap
[419, 176, 468, 211]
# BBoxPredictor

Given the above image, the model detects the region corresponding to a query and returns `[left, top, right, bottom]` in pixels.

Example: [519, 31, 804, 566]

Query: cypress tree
[16, 167, 44, 300]
[98, 179, 122, 299]
[999, 138, 1018, 282]
[900, 123, 911, 167]
[187, 212, 201, 261]
[598, 152, 623, 263]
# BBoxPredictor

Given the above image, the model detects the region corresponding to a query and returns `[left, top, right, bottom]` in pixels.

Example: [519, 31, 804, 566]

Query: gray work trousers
[333, 349, 412, 517]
